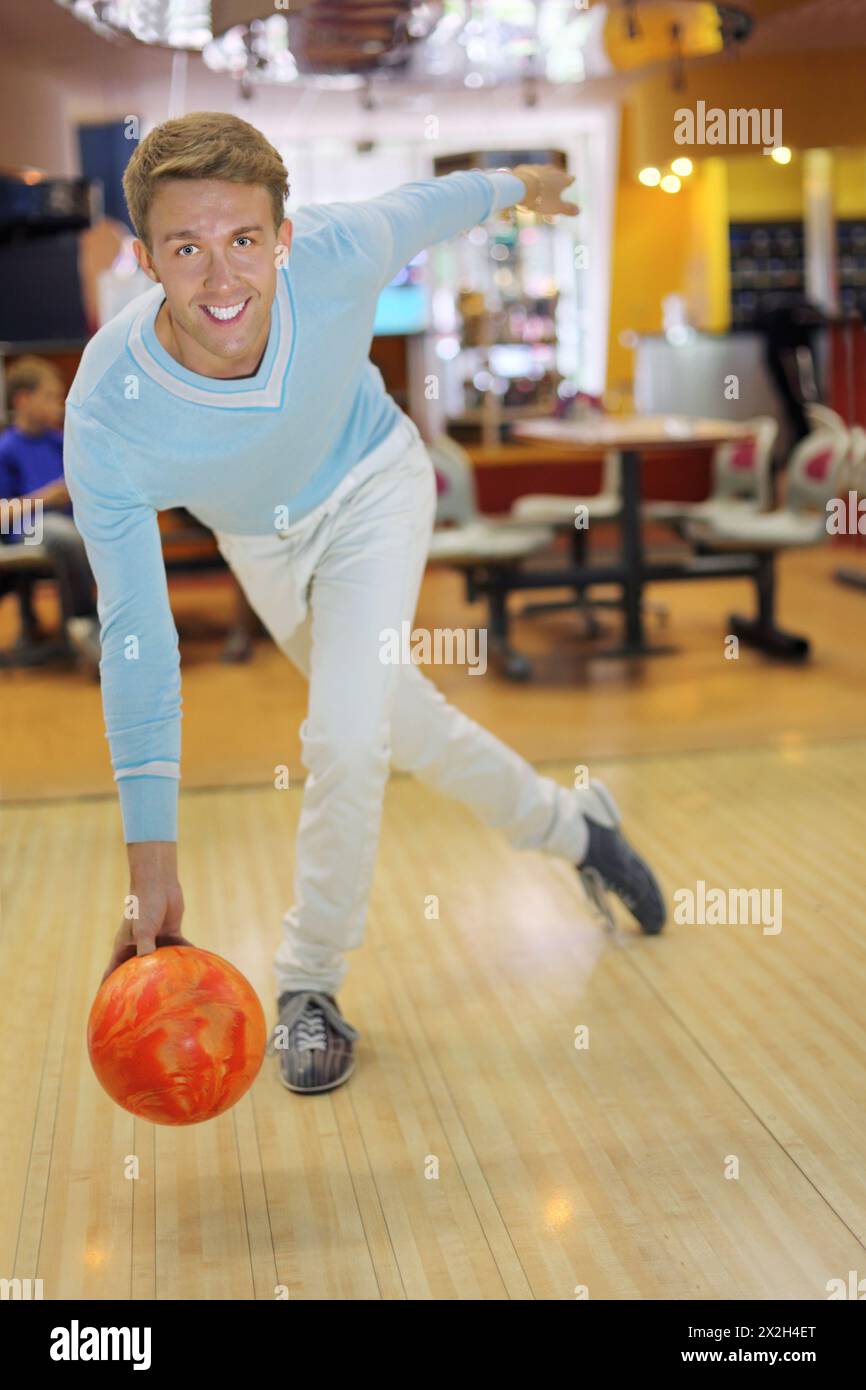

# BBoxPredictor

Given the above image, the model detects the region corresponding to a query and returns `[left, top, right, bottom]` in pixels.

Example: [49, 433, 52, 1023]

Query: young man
[0, 356, 100, 667]
[64, 112, 665, 1096]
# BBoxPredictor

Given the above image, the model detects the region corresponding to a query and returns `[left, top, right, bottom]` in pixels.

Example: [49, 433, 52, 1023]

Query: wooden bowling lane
[1, 741, 865, 1299]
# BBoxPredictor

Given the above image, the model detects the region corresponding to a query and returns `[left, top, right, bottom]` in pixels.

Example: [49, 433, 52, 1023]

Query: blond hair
[6, 355, 64, 408]
[122, 111, 290, 252]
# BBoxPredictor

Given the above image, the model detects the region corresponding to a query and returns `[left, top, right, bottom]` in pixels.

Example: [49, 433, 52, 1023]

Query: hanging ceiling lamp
[53, 1, 754, 90]
[602, 1, 752, 72]
[54, 0, 214, 46]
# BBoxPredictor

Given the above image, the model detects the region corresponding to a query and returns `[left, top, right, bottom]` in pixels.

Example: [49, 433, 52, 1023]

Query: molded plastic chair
[427, 434, 555, 564]
[683, 430, 847, 552]
[805, 402, 847, 436]
[643, 416, 778, 527]
[683, 430, 848, 659]
[426, 434, 557, 679]
[508, 449, 623, 527]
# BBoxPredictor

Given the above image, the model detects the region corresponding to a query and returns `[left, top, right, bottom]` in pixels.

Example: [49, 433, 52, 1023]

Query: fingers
[161, 889, 185, 938]
[155, 932, 196, 950]
[135, 921, 159, 957]
[538, 167, 579, 218]
[548, 167, 576, 190]
[100, 922, 136, 983]
[99, 900, 192, 986]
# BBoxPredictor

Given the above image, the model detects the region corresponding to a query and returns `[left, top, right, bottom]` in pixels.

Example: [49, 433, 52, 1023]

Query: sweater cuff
[118, 776, 179, 843]
[485, 169, 531, 217]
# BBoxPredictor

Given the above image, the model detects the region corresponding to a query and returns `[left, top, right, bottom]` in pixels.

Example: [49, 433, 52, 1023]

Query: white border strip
[115, 761, 181, 781]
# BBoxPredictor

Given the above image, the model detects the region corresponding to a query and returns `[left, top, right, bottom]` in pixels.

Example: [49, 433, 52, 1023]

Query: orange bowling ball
[87, 945, 267, 1125]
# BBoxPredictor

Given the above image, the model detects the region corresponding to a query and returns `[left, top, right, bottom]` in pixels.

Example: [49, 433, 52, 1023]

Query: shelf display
[836, 219, 866, 322]
[728, 220, 805, 329]
[427, 188, 581, 442]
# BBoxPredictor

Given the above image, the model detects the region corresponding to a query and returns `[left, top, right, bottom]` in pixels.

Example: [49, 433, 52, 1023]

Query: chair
[503, 446, 675, 632]
[426, 434, 556, 680]
[0, 542, 74, 667]
[502, 450, 623, 631]
[805, 402, 847, 436]
[833, 422, 866, 495]
[848, 425, 866, 487]
[643, 416, 778, 528]
[508, 449, 623, 527]
[683, 429, 848, 658]
[832, 424, 866, 593]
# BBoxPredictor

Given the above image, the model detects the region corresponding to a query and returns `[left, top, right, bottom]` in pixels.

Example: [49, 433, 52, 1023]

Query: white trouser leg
[241, 423, 439, 997]
[388, 664, 589, 861]
[217, 421, 587, 999]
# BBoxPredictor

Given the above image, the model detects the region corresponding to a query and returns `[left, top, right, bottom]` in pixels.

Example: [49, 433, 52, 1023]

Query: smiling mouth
[200, 298, 251, 325]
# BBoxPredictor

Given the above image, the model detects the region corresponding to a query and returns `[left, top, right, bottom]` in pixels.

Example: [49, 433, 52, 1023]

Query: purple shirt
[0, 426, 69, 542]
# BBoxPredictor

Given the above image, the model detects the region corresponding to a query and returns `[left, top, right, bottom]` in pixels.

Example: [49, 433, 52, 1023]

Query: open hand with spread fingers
[511, 163, 580, 217]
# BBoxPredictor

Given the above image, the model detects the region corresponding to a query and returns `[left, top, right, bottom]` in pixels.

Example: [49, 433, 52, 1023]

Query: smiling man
[64, 111, 665, 1095]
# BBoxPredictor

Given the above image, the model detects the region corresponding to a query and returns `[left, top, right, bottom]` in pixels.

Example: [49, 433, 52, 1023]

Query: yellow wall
[833, 148, 866, 218]
[606, 115, 730, 404]
[607, 125, 866, 399]
[605, 37, 866, 399]
[725, 148, 866, 219]
[684, 157, 729, 333]
[626, 50, 866, 169]
[727, 154, 803, 219]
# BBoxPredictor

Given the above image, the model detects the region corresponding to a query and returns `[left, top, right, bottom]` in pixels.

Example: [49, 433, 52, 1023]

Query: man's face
[133, 179, 293, 377]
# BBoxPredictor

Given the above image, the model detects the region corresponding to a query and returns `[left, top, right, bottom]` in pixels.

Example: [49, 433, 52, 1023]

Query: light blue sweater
[64, 168, 527, 844]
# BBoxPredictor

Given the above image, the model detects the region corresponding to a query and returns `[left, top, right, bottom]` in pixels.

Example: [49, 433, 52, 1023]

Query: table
[512, 414, 762, 658]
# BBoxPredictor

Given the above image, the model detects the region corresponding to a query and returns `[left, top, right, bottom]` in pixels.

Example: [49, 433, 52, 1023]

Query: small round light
[660, 174, 681, 193]
[770, 146, 792, 165]
[638, 167, 661, 187]
[435, 337, 461, 361]
[671, 157, 693, 177]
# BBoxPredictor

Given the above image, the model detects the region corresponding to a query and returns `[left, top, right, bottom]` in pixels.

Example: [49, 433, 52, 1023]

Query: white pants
[214, 413, 590, 998]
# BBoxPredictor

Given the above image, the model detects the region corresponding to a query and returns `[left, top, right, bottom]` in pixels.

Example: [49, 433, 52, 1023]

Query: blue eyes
[177, 236, 253, 257]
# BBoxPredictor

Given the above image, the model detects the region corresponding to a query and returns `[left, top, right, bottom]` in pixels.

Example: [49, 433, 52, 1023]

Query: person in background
[756, 291, 826, 446]
[0, 355, 101, 669]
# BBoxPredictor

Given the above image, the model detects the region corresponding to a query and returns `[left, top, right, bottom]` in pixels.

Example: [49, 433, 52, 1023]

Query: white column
[803, 148, 838, 315]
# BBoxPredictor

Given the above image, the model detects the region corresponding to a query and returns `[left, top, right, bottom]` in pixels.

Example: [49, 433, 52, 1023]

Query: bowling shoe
[574, 780, 666, 935]
[267, 990, 359, 1093]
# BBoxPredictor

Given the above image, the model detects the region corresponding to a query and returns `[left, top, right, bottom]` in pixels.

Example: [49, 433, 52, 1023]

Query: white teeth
[205, 301, 245, 321]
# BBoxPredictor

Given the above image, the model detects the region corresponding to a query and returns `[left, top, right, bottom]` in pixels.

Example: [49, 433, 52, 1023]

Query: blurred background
[3, 0, 866, 1308]
[1, 1, 864, 792]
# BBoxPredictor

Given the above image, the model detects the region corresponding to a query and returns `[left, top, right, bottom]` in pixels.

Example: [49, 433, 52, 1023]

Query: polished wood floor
[1, 544, 865, 1299]
[2, 545, 865, 802]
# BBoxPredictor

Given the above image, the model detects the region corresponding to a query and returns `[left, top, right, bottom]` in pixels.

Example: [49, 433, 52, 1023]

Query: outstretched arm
[322, 164, 578, 289]
[64, 402, 192, 977]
